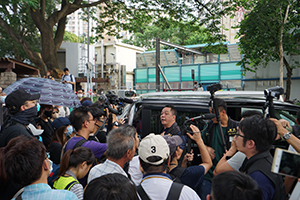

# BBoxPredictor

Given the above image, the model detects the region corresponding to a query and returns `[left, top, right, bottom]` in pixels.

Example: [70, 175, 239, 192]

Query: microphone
[189, 113, 216, 121]
[119, 97, 133, 104]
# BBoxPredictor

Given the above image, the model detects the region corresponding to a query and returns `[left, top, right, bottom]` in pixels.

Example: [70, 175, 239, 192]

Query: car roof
[135, 91, 300, 111]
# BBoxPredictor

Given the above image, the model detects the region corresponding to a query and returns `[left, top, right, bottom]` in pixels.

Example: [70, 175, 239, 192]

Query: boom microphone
[119, 97, 133, 104]
[189, 113, 216, 121]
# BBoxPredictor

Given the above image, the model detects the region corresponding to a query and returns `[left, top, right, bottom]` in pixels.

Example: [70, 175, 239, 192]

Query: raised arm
[187, 124, 212, 174]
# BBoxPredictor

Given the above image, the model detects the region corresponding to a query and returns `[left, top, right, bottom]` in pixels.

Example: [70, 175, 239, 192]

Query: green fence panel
[200, 64, 219, 81]
[221, 63, 241, 80]
[182, 65, 199, 81]
[136, 69, 147, 83]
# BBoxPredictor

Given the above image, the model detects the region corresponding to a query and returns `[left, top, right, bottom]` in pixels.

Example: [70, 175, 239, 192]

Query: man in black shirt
[0, 89, 40, 147]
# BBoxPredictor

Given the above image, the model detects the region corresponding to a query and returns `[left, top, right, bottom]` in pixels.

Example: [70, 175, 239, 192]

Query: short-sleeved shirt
[201, 125, 227, 181]
[88, 159, 128, 183]
[128, 156, 143, 186]
[138, 173, 200, 200]
[12, 183, 78, 200]
[65, 136, 106, 160]
[227, 151, 247, 171]
[178, 165, 205, 191]
[62, 74, 75, 90]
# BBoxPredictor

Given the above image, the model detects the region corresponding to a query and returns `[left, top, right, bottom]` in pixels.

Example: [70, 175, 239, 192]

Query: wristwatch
[283, 132, 291, 140]
[112, 121, 119, 126]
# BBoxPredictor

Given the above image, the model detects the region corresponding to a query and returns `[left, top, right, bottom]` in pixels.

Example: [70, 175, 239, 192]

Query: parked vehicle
[125, 91, 299, 138]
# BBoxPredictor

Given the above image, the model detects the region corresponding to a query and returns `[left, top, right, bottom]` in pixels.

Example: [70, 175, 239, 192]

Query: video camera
[100, 91, 133, 115]
[263, 86, 284, 118]
[207, 83, 222, 95]
[264, 86, 284, 100]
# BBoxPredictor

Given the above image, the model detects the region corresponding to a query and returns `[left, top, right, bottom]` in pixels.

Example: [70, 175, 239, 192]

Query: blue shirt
[12, 183, 78, 200]
[250, 171, 275, 200]
[62, 74, 75, 90]
[180, 165, 205, 191]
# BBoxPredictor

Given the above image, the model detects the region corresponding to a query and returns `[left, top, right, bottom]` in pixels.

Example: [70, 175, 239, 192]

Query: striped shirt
[66, 170, 83, 200]
[88, 159, 128, 183]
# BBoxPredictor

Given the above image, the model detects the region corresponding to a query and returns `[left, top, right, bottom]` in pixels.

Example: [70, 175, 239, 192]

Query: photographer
[199, 98, 238, 199]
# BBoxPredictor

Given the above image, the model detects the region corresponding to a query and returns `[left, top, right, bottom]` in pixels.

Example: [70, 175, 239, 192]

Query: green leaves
[237, 0, 300, 71]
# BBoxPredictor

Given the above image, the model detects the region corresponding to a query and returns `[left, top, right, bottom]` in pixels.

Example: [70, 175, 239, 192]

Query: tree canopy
[93, 0, 236, 53]
[122, 23, 209, 51]
[0, 0, 106, 76]
[236, 0, 300, 99]
[0, 0, 237, 76]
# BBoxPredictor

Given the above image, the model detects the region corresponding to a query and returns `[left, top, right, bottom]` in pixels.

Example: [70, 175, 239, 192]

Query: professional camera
[264, 86, 284, 99]
[207, 83, 222, 94]
[100, 91, 134, 115]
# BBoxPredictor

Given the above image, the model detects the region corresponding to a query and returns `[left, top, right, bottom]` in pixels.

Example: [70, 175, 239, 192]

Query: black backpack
[137, 182, 184, 200]
[62, 74, 74, 90]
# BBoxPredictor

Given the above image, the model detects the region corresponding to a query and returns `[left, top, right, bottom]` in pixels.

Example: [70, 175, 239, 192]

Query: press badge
[228, 128, 237, 143]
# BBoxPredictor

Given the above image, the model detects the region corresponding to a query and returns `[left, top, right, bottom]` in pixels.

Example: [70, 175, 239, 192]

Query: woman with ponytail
[53, 147, 95, 200]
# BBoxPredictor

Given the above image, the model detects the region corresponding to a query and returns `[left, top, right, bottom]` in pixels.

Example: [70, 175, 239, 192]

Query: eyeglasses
[235, 133, 245, 138]
[86, 118, 95, 123]
[52, 111, 58, 114]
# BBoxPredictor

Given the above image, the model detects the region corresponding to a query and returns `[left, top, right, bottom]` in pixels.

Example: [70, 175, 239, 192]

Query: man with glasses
[64, 106, 107, 162]
[88, 106, 108, 143]
[0, 89, 41, 147]
[236, 115, 285, 200]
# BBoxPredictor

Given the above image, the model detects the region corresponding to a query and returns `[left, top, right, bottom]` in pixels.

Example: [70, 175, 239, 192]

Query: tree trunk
[283, 56, 293, 100]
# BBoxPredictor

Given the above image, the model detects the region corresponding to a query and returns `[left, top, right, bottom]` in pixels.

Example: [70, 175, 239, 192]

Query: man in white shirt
[62, 68, 75, 91]
[137, 133, 200, 200]
[88, 125, 139, 183]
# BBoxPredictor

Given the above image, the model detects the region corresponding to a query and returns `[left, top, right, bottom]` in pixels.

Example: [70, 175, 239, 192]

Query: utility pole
[156, 38, 160, 92]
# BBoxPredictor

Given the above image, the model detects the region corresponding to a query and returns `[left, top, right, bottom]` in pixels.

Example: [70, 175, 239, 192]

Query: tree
[122, 23, 209, 50]
[0, 0, 106, 76]
[0, 0, 237, 76]
[92, 0, 237, 54]
[63, 31, 84, 43]
[236, 0, 300, 100]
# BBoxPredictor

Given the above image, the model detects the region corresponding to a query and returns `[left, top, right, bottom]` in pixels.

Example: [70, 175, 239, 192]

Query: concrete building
[242, 54, 300, 100]
[57, 41, 144, 92]
[58, 42, 96, 77]
[221, 6, 248, 44]
[94, 41, 144, 90]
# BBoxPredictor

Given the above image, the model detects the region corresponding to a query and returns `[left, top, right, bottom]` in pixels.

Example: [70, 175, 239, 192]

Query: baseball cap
[138, 133, 170, 165]
[82, 100, 93, 107]
[162, 135, 183, 156]
[52, 117, 71, 130]
[5, 89, 40, 112]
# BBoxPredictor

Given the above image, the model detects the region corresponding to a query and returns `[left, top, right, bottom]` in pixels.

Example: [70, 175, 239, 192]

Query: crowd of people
[0, 79, 300, 200]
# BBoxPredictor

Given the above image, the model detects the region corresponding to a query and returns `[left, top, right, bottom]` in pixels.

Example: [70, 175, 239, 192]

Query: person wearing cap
[165, 124, 212, 193]
[137, 133, 200, 200]
[88, 125, 139, 183]
[48, 117, 74, 165]
[0, 89, 40, 147]
[82, 100, 93, 107]
[62, 68, 75, 91]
